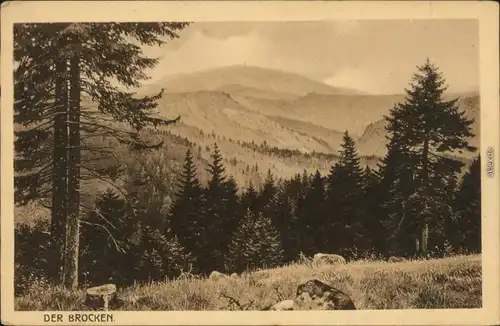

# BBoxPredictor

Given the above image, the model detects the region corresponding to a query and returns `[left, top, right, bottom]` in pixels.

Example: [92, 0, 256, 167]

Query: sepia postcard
[1, 1, 499, 325]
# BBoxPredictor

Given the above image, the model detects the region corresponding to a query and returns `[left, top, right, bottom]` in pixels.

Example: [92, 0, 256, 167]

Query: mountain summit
[142, 65, 367, 97]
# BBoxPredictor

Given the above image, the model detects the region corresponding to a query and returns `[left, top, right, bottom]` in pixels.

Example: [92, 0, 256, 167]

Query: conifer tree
[241, 181, 258, 213]
[203, 143, 229, 272]
[325, 131, 367, 256]
[168, 149, 205, 270]
[380, 59, 476, 257]
[273, 182, 300, 262]
[131, 224, 194, 282]
[259, 169, 277, 221]
[14, 23, 189, 288]
[302, 169, 310, 187]
[221, 175, 242, 255]
[226, 210, 283, 273]
[377, 140, 416, 255]
[361, 166, 385, 253]
[297, 170, 326, 255]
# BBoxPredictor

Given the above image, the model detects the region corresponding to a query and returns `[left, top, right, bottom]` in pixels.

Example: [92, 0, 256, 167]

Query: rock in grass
[294, 279, 356, 310]
[262, 299, 294, 311]
[209, 271, 229, 281]
[84, 284, 120, 311]
[313, 253, 346, 265]
[388, 256, 406, 263]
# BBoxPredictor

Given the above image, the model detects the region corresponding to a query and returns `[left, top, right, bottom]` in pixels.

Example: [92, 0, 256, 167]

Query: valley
[14, 65, 480, 224]
[145, 65, 480, 171]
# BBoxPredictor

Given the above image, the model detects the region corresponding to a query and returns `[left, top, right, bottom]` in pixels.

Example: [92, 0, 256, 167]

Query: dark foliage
[379, 59, 476, 257]
[448, 156, 481, 253]
[15, 219, 51, 295]
[226, 210, 283, 273]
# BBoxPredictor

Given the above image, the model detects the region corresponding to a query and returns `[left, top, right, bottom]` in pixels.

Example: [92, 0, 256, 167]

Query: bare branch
[273, 284, 286, 302]
[80, 220, 125, 253]
[80, 202, 118, 230]
[80, 166, 130, 200]
[218, 291, 256, 311]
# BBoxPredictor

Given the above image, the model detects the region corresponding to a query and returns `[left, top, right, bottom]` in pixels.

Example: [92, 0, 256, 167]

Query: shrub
[225, 210, 283, 273]
[15, 218, 51, 295]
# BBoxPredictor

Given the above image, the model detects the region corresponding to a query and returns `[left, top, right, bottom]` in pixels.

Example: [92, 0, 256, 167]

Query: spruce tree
[203, 143, 229, 272]
[297, 170, 326, 255]
[168, 149, 205, 271]
[273, 182, 300, 262]
[131, 224, 194, 282]
[380, 59, 476, 257]
[259, 169, 277, 222]
[14, 23, 189, 288]
[223, 176, 241, 234]
[377, 139, 416, 256]
[226, 210, 283, 273]
[361, 166, 385, 254]
[241, 181, 258, 213]
[324, 131, 367, 257]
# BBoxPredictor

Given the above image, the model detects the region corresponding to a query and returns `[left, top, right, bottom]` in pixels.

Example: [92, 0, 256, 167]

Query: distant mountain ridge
[143, 65, 369, 97]
[141, 65, 480, 162]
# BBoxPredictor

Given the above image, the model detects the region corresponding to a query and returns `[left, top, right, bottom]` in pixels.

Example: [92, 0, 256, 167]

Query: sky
[141, 19, 479, 95]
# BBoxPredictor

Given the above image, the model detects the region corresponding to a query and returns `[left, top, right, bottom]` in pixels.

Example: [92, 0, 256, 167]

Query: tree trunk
[50, 59, 69, 284]
[420, 136, 430, 257]
[62, 50, 81, 290]
[421, 223, 428, 257]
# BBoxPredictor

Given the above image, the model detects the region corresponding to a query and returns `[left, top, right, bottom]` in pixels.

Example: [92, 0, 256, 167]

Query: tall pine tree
[14, 23, 189, 288]
[168, 148, 205, 271]
[380, 59, 476, 257]
[361, 166, 385, 254]
[241, 181, 258, 213]
[223, 175, 242, 237]
[259, 170, 277, 211]
[325, 131, 368, 257]
[297, 170, 326, 255]
[273, 182, 300, 262]
[203, 143, 229, 273]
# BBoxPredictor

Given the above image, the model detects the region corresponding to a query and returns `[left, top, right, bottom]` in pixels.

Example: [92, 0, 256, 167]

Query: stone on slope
[294, 279, 356, 310]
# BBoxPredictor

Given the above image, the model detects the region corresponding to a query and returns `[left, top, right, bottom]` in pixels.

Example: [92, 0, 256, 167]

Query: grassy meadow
[15, 254, 481, 311]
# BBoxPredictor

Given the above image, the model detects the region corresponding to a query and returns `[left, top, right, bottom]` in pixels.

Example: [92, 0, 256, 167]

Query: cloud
[144, 28, 269, 82]
[142, 19, 479, 94]
[323, 70, 382, 94]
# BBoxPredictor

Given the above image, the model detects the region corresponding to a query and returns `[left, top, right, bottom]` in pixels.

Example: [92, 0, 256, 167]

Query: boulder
[313, 253, 346, 265]
[230, 273, 238, 278]
[84, 284, 120, 311]
[209, 271, 229, 281]
[262, 299, 294, 311]
[294, 279, 356, 310]
[387, 256, 406, 263]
